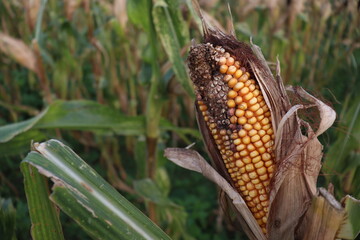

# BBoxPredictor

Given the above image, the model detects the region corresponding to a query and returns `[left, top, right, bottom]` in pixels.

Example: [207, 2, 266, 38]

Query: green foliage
[22, 139, 171, 240]
[0, 0, 359, 239]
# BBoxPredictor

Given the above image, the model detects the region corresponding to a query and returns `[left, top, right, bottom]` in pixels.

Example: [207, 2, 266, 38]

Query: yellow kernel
[238, 117, 247, 125]
[244, 80, 252, 87]
[253, 122, 261, 130]
[235, 109, 245, 117]
[259, 194, 268, 201]
[262, 135, 271, 143]
[252, 156, 261, 164]
[249, 84, 256, 91]
[245, 110, 254, 118]
[233, 138, 241, 145]
[245, 164, 255, 172]
[259, 174, 268, 181]
[248, 117, 257, 124]
[258, 147, 266, 154]
[220, 65, 228, 74]
[235, 96, 243, 105]
[248, 129, 257, 137]
[265, 111, 271, 117]
[246, 182, 255, 190]
[220, 129, 227, 135]
[254, 161, 264, 168]
[249, 190, 258, 198]
[264, 160, 273, 167]
[238, 129, 247, 137]
[249, 97, 258, 105]
[257, 115, 264, 121]
[262, 153, 271, 161]
[238, 179, 245, 186]
[262, 217, 267, 224]
[264, 140, 274, 148]
[253, 196, 260, 204]
[224, 52, 230, 58]
[254, 140, 263, 148]
[240, 150, 248, 156]
[243, 124, 252, 131]
[267, 128, 274, 135]
[234, 61, 240, 68]
[250, 103, 260, 111]
[233, 82, 244, 91]
[253, 89, 260, 97]
[199, 104, 208, 111]
[242, 136, 251, 144]
[240, 167, 246, 173]
[218, 57, 227, 65]
[240, 87, 250, 95]
[252, 207, 259, 213]
[251, 178, 260, 184]
[249, 171, 257, 179]
[254, 212, 262, 219]
[227, 99, 236, 108]
[234, 69, 243, 78]
[258, 130, 266, 137]
[238, 103, 247, 110]
[242, 173, 250, 182]
[239, 73, 249, 81]
[262, 105, 269, 111]
[255, 183, 263, 190]
[234, 152, 240, 159]
[235, 160, 244, 167]
[244, 92, 254, 101]
[268, 165, 274, 173]
[261, 117, 270, 125]
[248, 201, 255, 207]
[236, 144, 245, 151]
[257, 167, 267, 175]
[223, 74, 232, 82]
[227, 65, 237, 75]
[262, 124, 271, 130]
[249, 150, 259, 158]
[245, 196, 252, 201]
[228, 90, 237, 99]
[255, 108, 264, 116]
[228, 78, 238, 88]
[247, 143, 255, 151]
[226, 57, 235, 66]
[243, 156, 251, 164]
[240, 186, 246, 191]
[243, 190, 249, 196]
[251, 134, 260, 142]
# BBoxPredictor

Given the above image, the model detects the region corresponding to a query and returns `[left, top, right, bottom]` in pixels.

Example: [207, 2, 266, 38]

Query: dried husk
[162, 5, 359, 240]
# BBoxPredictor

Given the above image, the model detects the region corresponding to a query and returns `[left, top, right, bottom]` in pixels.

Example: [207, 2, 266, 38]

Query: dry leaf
[0, 32, 37, 72]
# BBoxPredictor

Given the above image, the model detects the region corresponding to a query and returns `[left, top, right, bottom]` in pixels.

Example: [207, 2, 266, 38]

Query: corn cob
[188, 43, 275, 233]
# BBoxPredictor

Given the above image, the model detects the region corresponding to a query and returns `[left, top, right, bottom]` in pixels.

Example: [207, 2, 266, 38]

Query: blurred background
[0, 0, 359, 239]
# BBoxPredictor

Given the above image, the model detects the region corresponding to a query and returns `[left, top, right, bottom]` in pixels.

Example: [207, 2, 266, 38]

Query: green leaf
[35, 100, 145, 135]
[134, 178, 175, 207]
[0, 108, 48, 143]
[0, 130, 46, 156]
[0, 100, 145, 144]
[127, 0, 152, 33]
[22, 139, 171, 240]
[337, 196, 360, 239]
[153, 0, 193, 97]
[21, 162, 64, 240]
[0, 198, 17, 240]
